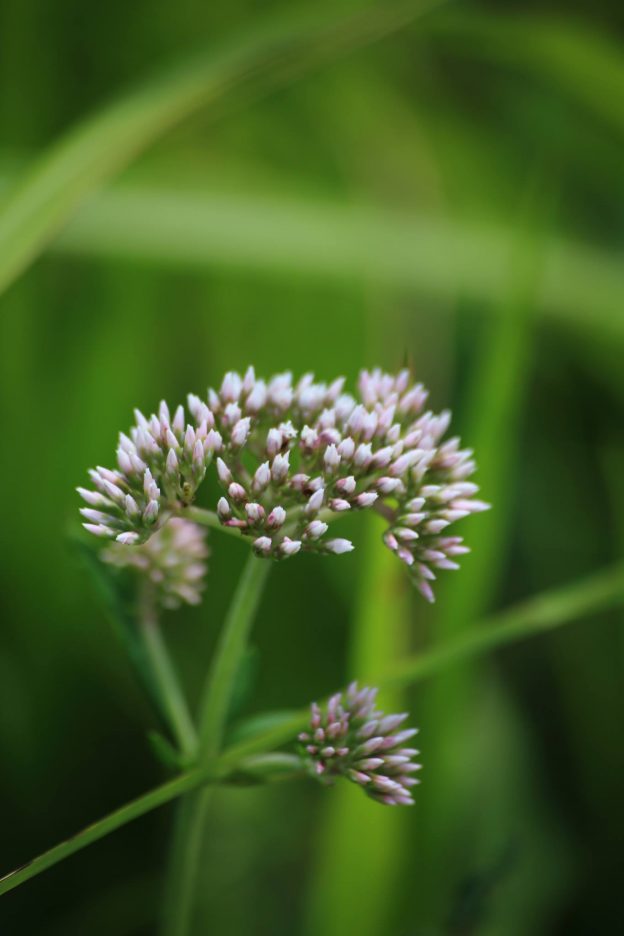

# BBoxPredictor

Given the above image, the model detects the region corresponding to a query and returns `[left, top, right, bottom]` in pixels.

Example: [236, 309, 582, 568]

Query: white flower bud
[266, 428, 283, 457]
[216, 458, 233, 486]
[246, 379, 267, 413]
[336, 475, 356, 495]
[245, 502, 265, 524]
[253, 536, 272, 555]
[143, 499, 159, 525]
[204, 429, 223, 453]
[231, 417, 251, 448]
[217, 497, 231, 520]
[267, 506, 286, 529]
[124, 495, 140, 518]
[77, 487, 109, 507]
[158, 400, 170, 425]
[253, 461, 271, 493]
[116, 531, 141, 545]
[306, 488, 325, 515]
[354, 443, 372, 469]
[280, 538, 301, 557]
[325, 538, 354, 555]
[172, 405, 185, 434]
[221, 371, 242, 402]
[305, 520, 328, 539]
[228, 482, 247, 502]
[271, 452, 290, 484]
[83, 523, 115, 538]
[166, 448, 179, 476]
[355, 492, 378, 508]
[116, 448, 133, 475]
[323, 444, 341, 472]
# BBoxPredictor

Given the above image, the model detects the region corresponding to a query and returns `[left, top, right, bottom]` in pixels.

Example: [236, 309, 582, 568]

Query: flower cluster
[79, 367, 488, 600]
[299, 683, 421, 805]
[102, 518, 209, 609]
[78, 399, 220, 545]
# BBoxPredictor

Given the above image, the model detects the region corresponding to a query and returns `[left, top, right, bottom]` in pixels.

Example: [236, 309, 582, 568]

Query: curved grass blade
[43, 183, 624, 335]
[0, 0, 438, 298]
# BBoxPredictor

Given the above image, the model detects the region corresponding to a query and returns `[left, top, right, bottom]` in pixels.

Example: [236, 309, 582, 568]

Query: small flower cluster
[103, 518, 209, 609]
[78, 400, 220, 545]
[79, 367, 488, 599]
[299, 683, 421, 805]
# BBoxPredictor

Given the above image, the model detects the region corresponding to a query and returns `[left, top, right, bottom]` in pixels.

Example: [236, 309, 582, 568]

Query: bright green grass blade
[0, 0, 437, 298]
[413, 180, 550, 926]
[303, 514, 410, 936]
[27, 182, 624, 335]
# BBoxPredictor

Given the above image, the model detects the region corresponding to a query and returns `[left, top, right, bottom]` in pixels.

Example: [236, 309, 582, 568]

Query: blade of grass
[414, 175, 547, 924]
[303, 514, 411, 936]
[0, 0, 439, 298]
[1, 559, 622, 899]
[31, 182, 624, 336]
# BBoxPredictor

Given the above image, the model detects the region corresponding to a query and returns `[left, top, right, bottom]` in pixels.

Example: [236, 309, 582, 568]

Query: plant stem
[0, 767, 211, 897]
[183, 506, 244, 539]
[196, 555, 271, 760]
[162, 554, 271, 936]
[138, 582, 198, 760]
[1, 559, 622, 900]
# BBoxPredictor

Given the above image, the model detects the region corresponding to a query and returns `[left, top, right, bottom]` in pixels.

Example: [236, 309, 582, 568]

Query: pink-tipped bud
[267, 506, 286, 529]
[228, 482, 246, 502]
[280, 538, 302, 557]
[245, 502, 265, 524]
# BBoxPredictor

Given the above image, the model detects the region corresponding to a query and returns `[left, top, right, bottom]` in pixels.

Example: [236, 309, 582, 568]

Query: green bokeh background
[0, 1, 623, 933]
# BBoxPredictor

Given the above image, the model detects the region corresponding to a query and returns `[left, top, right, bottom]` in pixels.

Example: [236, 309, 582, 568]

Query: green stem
[1, 559, 622, 900]
[183, 506, 245, 540]
[138, 582, 198, 760]
[0, 767, 211, 898]
[221, 558, 624, 765]
[162, 554, 271, 936]
[196, 555, 271, 760]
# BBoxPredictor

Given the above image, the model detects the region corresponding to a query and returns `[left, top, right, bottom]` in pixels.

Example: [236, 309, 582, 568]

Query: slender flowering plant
[0, 366, 489, 931]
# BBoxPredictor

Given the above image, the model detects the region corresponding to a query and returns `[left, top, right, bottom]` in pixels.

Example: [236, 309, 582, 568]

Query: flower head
[80, 366, 489, 599]
[77, 399, 218, 544]
[102, 518, 209, 609]
[299, 683, 421, 805]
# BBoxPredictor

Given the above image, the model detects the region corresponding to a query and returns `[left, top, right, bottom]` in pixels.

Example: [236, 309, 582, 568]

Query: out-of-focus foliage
[0, 1, 622, 934]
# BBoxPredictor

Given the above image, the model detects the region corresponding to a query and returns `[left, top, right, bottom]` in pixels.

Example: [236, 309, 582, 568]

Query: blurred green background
[0, 1, 623, 933]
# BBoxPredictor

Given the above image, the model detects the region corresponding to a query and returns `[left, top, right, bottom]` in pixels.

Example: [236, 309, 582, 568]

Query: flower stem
[138, 582, 198, 760]
[183, 506, 244, 539]
[162, 554, 271, 936]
